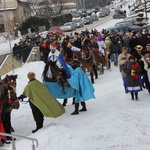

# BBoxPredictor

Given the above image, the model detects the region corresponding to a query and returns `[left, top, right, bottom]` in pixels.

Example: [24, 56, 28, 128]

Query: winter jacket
[110, 42, 121, 54]
[123, 59, 141, 88]
[118, 53, 131, 72]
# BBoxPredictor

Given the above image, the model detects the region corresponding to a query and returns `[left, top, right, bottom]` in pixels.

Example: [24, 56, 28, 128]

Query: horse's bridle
[81, 47, 92, 61]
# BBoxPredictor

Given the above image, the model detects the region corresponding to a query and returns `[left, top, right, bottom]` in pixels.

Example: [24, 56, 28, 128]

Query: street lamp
[3, 0, 14, 74]
[143, 0, 148, 20]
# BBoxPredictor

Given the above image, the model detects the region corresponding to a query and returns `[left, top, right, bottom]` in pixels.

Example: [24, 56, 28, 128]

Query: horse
[79, 45, 98, 84]
[91, 48, 106, 74]
[0, 74, 18, 140]
[43, 60, 70, 93]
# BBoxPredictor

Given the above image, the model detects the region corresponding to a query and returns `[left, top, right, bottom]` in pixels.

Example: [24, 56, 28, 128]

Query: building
[75, 0, 100, 9]
[61, 0, 77, 13]
[0, 0, 30, 32]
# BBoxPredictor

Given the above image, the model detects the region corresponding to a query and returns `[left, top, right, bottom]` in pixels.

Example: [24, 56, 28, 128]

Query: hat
[27, 72, 35, 80]
[129, 55, 135, 60]
[105, 37, 109, 40]
[135, 45, 143, 51]
[67, 42, 72, 48]
[122, 47, 128, 51]
[146, 43, 150, 47]
[97, 36, 102, 41]
[126, 32, 130, 36]
[142, 51, 150, 55]
[50, 42, 56, 49]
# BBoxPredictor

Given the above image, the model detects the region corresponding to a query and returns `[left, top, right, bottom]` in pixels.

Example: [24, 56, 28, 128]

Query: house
[61, 0, 77, 13]
[0, 0, 30, 32]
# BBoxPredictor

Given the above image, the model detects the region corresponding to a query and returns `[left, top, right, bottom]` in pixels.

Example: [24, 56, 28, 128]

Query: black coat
[123, 60, 141, 88]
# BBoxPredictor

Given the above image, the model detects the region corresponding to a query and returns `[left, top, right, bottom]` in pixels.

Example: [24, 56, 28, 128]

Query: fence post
[32, 141, 36, 150]
[12, 138, 16, 150]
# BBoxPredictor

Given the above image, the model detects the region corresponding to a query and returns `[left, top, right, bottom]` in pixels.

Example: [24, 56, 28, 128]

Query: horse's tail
[59, 78, 65, 94]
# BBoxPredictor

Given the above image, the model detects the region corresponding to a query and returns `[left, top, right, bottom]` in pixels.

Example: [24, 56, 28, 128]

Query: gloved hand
[131, 70, 135, 76]
[17, 96, 23, 102]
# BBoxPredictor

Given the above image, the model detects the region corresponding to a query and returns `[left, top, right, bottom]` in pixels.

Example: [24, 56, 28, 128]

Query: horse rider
[47, 42, 62, 68]
[96, 35, 106, 56]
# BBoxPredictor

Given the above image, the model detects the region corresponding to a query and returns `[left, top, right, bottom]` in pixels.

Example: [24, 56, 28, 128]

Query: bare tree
[27, 0, 65, 22]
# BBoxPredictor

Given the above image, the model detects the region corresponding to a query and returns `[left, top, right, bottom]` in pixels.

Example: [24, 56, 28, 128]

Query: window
[0, 24, 5, 32]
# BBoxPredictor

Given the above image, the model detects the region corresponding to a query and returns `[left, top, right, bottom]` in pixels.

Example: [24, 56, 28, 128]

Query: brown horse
[80, 45, 98, 84]
[0, 75, 18, 141]
[0, 75, 18, 105]
[92, 48, 106, 74]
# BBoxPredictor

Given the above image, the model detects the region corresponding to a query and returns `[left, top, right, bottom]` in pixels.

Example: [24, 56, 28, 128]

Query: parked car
[86, 16, 93, 23]
[61, 22, 76, 32]
[46, 26, 63, 35]
[99, 12, 106, 18]
[113, 9, 126, 19]
[82, 17, 91, 24]
[91, 14, 99, 21]
[106, 22, 139, 34]
[105, 26, 125, 34]
[102, 8, 111, 16]
[72, 19, 84, 28]
[82, 16, 93, 24]
[115, 21, 139, 31]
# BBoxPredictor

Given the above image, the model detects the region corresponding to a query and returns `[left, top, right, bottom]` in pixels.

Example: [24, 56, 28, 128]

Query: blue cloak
[45, 65, 95, 103]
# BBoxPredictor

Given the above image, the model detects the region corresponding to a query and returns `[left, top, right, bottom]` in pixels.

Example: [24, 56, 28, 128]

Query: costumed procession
[0, 24, 150, 147]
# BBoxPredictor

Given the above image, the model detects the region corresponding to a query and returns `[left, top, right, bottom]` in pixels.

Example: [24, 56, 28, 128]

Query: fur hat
[129, 55, 135, 60]
[135, 45, 143, 51]
[27, 72, 35, 80]
[50, 42, 56, 49]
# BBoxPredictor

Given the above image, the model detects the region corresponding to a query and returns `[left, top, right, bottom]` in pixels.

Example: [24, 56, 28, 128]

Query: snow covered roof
[19, 0, 27, 2]
[0, 7, 17, 11]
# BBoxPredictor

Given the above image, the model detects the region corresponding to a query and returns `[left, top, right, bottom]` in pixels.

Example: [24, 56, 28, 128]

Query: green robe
[23, 79, 65, 118]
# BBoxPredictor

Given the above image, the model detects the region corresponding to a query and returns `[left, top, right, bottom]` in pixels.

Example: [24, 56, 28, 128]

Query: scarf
[141, 57, 148, 71]
[132, 62, 139, 80]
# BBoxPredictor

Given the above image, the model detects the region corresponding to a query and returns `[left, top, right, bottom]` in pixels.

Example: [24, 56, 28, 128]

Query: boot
[0, 140, 4, 147]
[32, 120, 43, 133]
[79, 102, 87, 111]
[131, 92, 134, 100]
[124, 85, 128, 93]
[72, 97, 75, 105]
[71, 103, 79, 115]
[135, 92, 139, 101]
[62, 99, 67, 106]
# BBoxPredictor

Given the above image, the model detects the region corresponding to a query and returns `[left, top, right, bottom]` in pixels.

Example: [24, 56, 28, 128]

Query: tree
[19, 17, 50, 35]
[27, 0, 65, 23]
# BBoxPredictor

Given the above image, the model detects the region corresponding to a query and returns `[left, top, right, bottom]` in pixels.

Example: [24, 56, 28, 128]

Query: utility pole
[3, 0, 14, 74]
[143, 0, 148, 20]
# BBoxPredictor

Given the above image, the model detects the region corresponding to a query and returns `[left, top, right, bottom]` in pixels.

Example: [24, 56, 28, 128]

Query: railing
[0, 132, 39, 150]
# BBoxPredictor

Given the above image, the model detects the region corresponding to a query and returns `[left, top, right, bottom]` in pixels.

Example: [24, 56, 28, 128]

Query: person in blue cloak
[68, 60, 95, 115]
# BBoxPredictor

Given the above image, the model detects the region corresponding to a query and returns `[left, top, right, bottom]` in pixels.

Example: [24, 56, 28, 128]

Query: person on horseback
[48, 42, 62, 68]
[47, 42, 71, 79]
[97, 35, 106, 56]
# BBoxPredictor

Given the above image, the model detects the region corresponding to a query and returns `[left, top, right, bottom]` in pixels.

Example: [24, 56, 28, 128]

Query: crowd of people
[1, 24, 149, 147]
[12, 25, 150, 96]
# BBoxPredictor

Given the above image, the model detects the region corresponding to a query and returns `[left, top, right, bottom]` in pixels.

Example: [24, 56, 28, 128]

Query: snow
[3, 61, 150, 150]
[0, 1, 150, 150]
